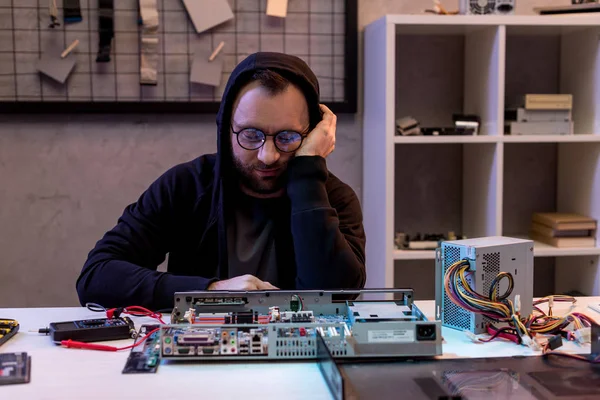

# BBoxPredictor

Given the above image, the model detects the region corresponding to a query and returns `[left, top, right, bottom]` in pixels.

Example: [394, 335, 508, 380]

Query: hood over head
[215, 52, 321, 180]
[208, 52, 322, 219]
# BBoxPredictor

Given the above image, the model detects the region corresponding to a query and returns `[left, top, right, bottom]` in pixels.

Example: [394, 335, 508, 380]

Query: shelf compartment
[394, 143, 501, 247]
[504, 24, 600, 137]
[503, 142, 600, 259]
[395, 25, 503, 137]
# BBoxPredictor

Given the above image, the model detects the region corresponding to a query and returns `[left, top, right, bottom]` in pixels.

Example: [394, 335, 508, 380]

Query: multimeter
[48, 317, 136, 342]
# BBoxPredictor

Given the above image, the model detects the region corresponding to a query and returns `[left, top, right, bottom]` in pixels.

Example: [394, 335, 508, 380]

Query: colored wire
[109, 306, 166, 324]
[444, 259, 598, 350]
[292, 294, 304, 311]
[86, 302, 166, 324]
[61, 328, 159, 352]
[541, 338, 600, 364]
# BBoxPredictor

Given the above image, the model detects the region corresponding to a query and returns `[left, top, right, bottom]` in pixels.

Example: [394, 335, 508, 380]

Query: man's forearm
[287, 156, 366, 289]
[290, 208, 365, 289]
[76, 259, 214, 309]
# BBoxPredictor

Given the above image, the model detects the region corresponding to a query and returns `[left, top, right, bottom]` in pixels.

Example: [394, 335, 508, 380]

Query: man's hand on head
[295, 104, 336, 158]
[207, 274, 279, 291]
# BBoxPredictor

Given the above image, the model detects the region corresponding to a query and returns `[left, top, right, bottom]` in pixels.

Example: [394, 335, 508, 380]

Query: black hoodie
[76, 52, 366, 310]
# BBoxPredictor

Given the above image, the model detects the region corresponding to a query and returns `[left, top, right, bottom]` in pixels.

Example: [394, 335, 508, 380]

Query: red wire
[107, 306, 166, 324]
[115, 328, 160, 350]
[61, 328, 160, 352]
[484, 325, 521, 344]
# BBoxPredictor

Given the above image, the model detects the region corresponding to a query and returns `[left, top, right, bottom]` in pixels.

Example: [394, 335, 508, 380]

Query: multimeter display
[49, 318, 135, 342]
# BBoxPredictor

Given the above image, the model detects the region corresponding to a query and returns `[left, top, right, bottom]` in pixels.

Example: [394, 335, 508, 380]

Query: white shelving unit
[363, 14, 600, 300]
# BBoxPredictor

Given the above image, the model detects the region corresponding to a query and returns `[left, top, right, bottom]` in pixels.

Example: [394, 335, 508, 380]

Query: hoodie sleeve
[286, 156, 366, 290]
[76, 163, 216, 310]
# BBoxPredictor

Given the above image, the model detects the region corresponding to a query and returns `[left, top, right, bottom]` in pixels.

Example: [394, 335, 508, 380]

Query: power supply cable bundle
[444, 258, 600, 362]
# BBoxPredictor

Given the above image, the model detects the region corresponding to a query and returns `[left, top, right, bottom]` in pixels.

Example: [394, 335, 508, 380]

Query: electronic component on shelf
[396, 116, 421, 136]
[508, 108, 572, 123]
[435, 236, 534, 334]
[46, 317, 136, 343]
[453, 114, 480, 135]
[0, 319, 19, 347]
[395, 232, 465, 250]
[158, 289, 442, 362]
[421, 127, 476, 136]
[508, 121, 573, 136]
[122, 324, 161, 374]
[535, 2, 600, 15]
[523, 94, 573, 110]
[505, 95, 574, 135]
[460, 0, 515, 15]
[0, 352, 30, 385]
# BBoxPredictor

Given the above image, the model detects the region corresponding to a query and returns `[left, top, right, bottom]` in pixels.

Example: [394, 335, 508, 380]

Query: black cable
[488, 272, 513, 301]
[96, 0, 114, 62]
[85, 302, 107, 313]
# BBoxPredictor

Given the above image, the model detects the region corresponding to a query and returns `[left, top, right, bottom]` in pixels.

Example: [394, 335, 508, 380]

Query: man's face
[230, 81, 310, 198]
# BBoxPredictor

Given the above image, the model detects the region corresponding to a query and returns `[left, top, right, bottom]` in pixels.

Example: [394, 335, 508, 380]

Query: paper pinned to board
[182, 0, 234, 33]
[36, 41, 77, 84]
[190, 42, 225, 87]
[266, 0, 288, 18]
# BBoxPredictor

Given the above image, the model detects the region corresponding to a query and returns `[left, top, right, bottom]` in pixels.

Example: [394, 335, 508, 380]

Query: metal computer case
[435, 236, 534, 334]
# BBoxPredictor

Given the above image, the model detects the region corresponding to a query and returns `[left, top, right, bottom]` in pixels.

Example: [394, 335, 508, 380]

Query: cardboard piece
[36, 42, 77, 84]
[140, 37, 159, 85]
[182, 0, 233, 33]
[266, 0, 288, 18]
[190, 48, 224, 87]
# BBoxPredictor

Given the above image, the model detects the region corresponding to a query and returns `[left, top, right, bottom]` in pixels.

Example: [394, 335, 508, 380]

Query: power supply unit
[460, 0, 515, 15]
[435, 236, 534, 334]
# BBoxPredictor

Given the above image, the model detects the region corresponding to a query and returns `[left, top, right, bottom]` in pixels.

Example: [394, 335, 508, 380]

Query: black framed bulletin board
[0, 0, 357, 113]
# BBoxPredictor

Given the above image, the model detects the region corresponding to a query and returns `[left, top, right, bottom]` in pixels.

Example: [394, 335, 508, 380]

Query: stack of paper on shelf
[530, 213, 597, 248]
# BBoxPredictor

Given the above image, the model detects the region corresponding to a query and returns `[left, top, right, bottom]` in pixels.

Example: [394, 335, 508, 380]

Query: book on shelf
[530, 222, 594, 238]
[531, 213, 597, 231]
[529, 212, 597, 248]
[529, 232, 596, 248]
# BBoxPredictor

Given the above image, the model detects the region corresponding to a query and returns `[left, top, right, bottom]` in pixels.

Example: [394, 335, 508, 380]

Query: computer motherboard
[159, 289, 441, 361]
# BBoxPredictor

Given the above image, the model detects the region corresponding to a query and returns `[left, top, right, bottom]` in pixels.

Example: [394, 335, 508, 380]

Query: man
[76, 52, 366, 310]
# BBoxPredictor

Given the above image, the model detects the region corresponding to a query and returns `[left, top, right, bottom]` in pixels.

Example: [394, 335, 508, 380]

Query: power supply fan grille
[470, 0, 496, 14]
[443, 246, 470, 331]
[482, 252, 501, 327]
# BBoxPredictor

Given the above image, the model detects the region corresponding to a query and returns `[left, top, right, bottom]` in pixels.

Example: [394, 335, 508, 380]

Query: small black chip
[0, 352, 31, 385]
[548, 334, 563, 351]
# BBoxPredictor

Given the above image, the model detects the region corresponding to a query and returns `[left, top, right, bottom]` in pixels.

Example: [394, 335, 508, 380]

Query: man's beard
[232, 156, 288, 196]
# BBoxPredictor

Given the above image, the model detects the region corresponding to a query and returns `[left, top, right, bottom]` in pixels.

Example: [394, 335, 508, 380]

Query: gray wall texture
[0, 0, 566, 307]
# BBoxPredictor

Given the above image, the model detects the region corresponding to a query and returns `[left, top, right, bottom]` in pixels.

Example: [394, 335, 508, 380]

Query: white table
[1, 298, 598, 399]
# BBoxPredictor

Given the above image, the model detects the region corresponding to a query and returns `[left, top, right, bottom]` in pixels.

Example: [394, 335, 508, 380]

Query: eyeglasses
[231, 126, 307, 153]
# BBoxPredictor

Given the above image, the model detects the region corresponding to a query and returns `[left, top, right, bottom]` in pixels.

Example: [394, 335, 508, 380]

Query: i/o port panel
[160, 323, 348, 360]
